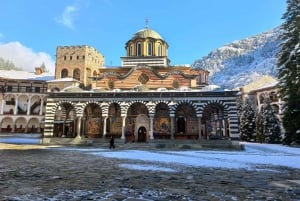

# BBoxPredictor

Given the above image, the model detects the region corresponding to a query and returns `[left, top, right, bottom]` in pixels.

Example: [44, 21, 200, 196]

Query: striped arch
[105, 101, 123, 116]
[146, 101, 156, 114]
[125, 100, 149, 114]
[49, 100, 78, 115]
[154, 100, 171, 113]
[171, 100, 199, 115]
[200, 100, 229, 117]
[80, 100, 102, 116]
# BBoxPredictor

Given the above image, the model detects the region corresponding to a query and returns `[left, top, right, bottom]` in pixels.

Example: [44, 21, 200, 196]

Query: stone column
[39, 97, 44, 115]
[76, 117, 82, 138]
[27, 95, 31, 115]
[222, 119, 226, 137]
[1, 95, 5, 115]
[149, 115, 154, 140]
[170, 115, 175, 140]
[121, 115, 126, 139]
[14, 95, 19, 115]
[198, 116, 202, 140]
[103, 116, 108, 137]
[82, 117, 86, 137]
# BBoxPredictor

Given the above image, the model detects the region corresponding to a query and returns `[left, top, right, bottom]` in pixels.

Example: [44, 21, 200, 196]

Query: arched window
[61, 69, 68, 78]
[157, 43, 161, 56]
[270, 91, 278, 102]
[196, 75, 202, 85]
[147, 42, 152, 56]
[259, 94, 265, 105]
[137, 42, 142, 56]
[130, 44, 134, 56]
[272, 104, 280, 114]
[73, 68, 80, 80]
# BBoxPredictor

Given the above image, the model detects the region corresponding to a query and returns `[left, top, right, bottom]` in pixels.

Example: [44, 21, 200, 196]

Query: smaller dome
[132, 28, 163, 40]
[62, 86, 84, 92]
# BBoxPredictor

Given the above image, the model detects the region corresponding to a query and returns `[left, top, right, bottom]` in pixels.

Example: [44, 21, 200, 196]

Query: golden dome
[131, 28, 163, 40]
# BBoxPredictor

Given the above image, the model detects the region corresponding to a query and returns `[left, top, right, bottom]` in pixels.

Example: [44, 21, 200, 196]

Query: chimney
[35, 67, 44, 75]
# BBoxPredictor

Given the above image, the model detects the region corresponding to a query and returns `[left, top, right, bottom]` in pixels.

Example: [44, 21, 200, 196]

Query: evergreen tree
[236, 96, 244, 119]
[256, 112, 265, 143]
[239, 99, 256, 142]
[40, 62, 48, 72]
[277, 0, 300, 144]
[257, 95, 282, 143]
[0, 57, 22, 70]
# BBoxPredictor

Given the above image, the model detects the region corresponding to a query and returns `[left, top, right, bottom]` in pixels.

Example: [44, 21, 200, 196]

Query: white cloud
[56, 4, 79, 29]
[0, 41, 55, 73]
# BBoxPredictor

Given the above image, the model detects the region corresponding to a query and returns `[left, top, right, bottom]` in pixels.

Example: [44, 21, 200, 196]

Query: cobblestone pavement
[0, 143, 300, 201]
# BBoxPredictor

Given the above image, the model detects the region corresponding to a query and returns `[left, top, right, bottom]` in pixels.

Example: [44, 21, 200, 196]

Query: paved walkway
[0, 143, 300, 201]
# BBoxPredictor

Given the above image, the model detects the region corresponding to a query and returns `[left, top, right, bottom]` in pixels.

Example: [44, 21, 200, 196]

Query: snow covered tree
[40, 62, 48, 72]
[236, 96, 244, 119]
[239, 99, 256, 142]
[256, 112, 265, 143]
[256, 95, 282, 143]
[277, 0, 300, 144]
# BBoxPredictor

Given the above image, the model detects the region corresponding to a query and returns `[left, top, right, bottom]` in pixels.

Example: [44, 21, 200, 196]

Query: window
[82, 55, 85, 59]
[73, 69, 80, 80]
[157, 44, 161, 56]
[70, 56, 72, 60]
[77, 55, 79, 60]
[61, 69, 68, 78]
[64, 56, 66, 60]
[147, 42, 152, 56]
[7, 86, 12, 92]
[137, 42, 142, 56]
[130, 44, 134, 56]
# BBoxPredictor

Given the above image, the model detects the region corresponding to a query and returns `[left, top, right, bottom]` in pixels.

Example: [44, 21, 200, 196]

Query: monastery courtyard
[0, 141, 300, 201]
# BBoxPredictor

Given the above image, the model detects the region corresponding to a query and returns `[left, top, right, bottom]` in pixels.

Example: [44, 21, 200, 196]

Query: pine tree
[236, 96, 244, 119]
[40, 62, 48, 72]
[277, 0, 300, 144]
[258, 95, 282, 143]
[256, 112, 265, 143]
[239, 99, 256, 142]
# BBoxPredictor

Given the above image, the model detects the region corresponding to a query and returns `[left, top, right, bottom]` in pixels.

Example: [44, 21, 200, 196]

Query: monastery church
[43, 25, 239, 145]
[0, 25, 239, 146]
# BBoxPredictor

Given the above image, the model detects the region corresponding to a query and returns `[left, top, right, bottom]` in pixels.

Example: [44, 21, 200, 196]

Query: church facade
[43, 27, 239, 144]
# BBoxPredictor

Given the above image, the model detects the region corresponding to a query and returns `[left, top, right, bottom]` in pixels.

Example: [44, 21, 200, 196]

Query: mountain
[192, 27, 281, 90]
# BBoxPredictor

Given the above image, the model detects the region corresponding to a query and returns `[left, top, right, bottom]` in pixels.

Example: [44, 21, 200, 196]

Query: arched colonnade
[44, 100, 232, 142]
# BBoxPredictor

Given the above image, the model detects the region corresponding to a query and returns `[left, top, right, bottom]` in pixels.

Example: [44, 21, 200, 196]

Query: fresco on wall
[154, 117, 170, 134]
[86, 118, 101, 136]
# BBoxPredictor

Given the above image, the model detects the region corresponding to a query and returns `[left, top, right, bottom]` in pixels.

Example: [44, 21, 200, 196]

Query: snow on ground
[0, 137, 41, 144]
[87, 143, 300, 171]
[0, 137, 299, 172]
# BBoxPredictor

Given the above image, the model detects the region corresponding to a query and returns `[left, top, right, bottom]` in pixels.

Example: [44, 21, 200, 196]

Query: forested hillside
[0, 57, 22, 70]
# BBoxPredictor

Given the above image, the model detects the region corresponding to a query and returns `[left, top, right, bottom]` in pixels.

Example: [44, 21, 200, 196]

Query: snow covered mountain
[192, 27, 281, 90]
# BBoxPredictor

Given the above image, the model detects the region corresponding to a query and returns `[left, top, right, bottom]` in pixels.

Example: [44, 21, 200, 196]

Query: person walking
[109, 136, 115, 149]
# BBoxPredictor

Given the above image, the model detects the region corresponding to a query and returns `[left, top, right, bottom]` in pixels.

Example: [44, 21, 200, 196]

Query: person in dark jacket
[109, 136, 115, 149]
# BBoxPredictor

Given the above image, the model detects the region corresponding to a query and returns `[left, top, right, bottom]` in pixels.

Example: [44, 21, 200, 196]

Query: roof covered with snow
[240, 75, 278, 93]
[0, 70, 54, 81]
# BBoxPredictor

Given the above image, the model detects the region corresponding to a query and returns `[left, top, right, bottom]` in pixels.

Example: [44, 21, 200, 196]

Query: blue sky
[0, 0, 286, 73]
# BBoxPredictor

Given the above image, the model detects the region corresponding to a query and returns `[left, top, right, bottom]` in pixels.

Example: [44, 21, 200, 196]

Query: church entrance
[137, 126, 147, 142]
[177, 117, 186, 133]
